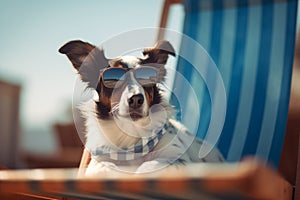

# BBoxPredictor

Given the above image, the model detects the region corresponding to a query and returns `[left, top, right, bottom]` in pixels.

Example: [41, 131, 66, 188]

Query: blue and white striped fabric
[171, 0, 298, 167]
[91, 124, 166, 161]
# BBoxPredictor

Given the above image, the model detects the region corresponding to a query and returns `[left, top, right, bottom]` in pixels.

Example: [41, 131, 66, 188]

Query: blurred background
[0, 0, 299, 172]
[0, 0, 184, 168]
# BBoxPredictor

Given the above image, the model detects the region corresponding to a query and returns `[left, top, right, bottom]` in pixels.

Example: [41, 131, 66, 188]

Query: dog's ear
[142, 40, 176, 65]
[59, 40, 95, 70]
[59, 40, 109, 88]
[142, 40, 175, 82]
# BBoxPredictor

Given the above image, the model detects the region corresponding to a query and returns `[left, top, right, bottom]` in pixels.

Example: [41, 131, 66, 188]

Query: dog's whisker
[111, 102, 119, 108]
[110, 104, 120, 114]
[111, 106, 119, 113]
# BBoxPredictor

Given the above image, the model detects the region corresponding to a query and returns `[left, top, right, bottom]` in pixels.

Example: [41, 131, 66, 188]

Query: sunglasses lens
[103, 68, 126, 88]
[135, 67, 157, 85]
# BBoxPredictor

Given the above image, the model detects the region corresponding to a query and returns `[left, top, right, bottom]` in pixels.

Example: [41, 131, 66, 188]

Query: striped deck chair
[170, 0, 298, 168]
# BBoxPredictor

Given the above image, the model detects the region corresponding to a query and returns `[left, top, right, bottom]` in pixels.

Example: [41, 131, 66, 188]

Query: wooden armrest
[0, 159, 293, 200]
[203, 159, 293, 200]
[78, 148, 91, 176]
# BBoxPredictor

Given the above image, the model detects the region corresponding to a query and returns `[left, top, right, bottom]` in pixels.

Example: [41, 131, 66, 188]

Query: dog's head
[59, 40, 175, 124]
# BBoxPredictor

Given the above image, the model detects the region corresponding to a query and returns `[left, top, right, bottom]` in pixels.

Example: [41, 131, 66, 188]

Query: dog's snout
[128, 94, 144, 109]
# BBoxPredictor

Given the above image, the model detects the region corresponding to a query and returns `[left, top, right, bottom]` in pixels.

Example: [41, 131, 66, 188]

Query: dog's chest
[85, 115, 140, 151]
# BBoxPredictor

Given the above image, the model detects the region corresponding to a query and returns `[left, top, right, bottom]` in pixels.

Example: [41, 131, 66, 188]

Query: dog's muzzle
[116, 72, 148, 121]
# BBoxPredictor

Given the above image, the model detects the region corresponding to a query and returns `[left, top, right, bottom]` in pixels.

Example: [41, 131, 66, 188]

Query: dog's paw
[85, 161, 118, 176]
[136, 160, 168, 173]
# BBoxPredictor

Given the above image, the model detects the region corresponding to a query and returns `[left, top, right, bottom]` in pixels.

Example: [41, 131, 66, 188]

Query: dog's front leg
[85, 159, 118, 176]
[136, 159, 173, 173]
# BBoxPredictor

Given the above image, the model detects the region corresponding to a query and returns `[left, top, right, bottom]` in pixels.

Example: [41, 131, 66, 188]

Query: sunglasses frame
[101, 65, 159, 88]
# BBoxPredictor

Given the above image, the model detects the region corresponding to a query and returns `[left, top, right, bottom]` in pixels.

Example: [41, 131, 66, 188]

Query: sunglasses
[102, 66, 158, 88]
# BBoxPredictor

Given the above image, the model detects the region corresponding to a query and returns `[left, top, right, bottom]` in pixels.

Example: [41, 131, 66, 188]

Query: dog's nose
[128, 94, 144, 109]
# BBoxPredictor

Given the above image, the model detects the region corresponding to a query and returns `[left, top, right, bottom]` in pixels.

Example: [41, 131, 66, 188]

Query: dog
[59, 40, 224, 175]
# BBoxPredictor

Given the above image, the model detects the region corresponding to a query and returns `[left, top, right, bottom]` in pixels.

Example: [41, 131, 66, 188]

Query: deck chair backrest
[171, 0, 298, 167]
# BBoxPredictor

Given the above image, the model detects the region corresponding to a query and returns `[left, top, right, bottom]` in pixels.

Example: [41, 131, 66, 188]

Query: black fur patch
[153, 87, 162, 105]
[95, 101, 111, 119]
[95, 79, 113, 119]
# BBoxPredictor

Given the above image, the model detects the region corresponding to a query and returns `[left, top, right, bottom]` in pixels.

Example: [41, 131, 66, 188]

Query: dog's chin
[112, 111, 149, 125]
[129, 112, 144, 121]
[113, 109, 147, 122]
